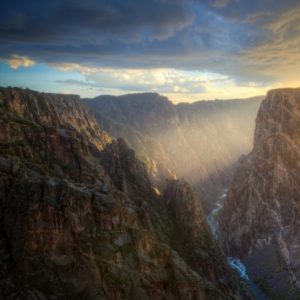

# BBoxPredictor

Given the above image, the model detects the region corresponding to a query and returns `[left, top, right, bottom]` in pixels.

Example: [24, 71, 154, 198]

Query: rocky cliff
[85, 93, 262, 212]
[0, 87, 252, 300]
[219, 88, 300, 299]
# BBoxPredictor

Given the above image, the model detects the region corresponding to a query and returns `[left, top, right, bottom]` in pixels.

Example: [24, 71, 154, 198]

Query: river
[207, 190, 269, 300]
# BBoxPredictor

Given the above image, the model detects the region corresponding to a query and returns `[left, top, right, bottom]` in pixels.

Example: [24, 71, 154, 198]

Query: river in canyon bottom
[207, 190, 270, 300]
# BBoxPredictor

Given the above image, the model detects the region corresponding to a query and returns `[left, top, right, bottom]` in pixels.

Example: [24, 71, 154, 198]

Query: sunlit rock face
[85, 93, 262, 212]
[219, 88, 300, 299]
[0, 87, 253, 300]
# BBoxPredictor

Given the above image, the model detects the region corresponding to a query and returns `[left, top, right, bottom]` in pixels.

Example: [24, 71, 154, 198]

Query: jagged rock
[163, 179, 253, 298]
[100, 138, 155, 200]
[0, 87, 253, 300]
[219, 88, 300, 299]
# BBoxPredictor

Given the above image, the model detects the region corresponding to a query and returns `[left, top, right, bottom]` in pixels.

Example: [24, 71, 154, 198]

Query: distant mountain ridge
[85, 93, 263, 211]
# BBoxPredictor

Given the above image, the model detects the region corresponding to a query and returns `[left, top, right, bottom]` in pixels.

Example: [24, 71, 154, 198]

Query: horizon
[0, 85, 266, 104]
[1, 1, 300, 103]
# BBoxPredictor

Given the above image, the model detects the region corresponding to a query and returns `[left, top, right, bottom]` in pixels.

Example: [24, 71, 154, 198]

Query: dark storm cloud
[0, 0, 194, 43]
[1, 0, 300, 84]
[0, 0, 196, 69]
[204, 0, 299, 20]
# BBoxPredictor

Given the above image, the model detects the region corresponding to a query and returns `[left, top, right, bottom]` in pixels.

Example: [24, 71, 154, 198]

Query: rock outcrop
[219, 88, 300, 299]
[164, 180, 236, 287]
[0, 87, 252, 299]
[85, 93, 262, 212]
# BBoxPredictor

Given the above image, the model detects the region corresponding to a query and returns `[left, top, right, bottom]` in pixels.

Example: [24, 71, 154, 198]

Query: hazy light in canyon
[157, 107, 256, 182]
[1, 0, 300, 102]
[88, 94, 260, 187]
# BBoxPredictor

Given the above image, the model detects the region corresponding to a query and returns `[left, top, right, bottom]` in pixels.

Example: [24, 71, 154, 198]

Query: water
[207, 190, 269, 300]
[227, 257, 269, 300]
[207, 191, 226, 238]
[227, 257, 249, 280]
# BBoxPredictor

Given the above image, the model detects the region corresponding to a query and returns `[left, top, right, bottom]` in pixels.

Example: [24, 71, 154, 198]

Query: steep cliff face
[85, 93, 262, 212]
[219, 88, 300, 299]
[1, 88, 110, 151]
[0, 88, 111, 184]
[164, 180, 237, 288]
[85, 93, 178, 188]
[0, 88, 252, 300]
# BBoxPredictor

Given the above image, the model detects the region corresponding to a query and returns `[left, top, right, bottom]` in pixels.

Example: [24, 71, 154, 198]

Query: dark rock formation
[164, 180, 236, 288]
[219, 88, 300, 299]
[85, 93, 262, 212]
[0, 87, 252, 299]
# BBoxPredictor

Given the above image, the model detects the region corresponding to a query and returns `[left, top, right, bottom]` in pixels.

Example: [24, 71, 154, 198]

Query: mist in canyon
[85, 93, 262, 212]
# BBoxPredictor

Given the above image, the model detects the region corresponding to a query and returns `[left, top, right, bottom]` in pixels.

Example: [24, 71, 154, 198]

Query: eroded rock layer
[0, 87, 252, 300]
[219, 88, 300, 299]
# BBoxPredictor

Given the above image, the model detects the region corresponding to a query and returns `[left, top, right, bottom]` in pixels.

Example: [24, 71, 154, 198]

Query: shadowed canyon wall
[0, 87, 253, 300]
[220, 88, 300, 299]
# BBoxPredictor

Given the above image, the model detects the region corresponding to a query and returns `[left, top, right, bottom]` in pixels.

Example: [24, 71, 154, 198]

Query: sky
[1, 0, 300, 103]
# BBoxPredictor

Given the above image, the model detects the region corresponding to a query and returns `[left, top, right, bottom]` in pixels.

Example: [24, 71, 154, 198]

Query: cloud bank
[1, 0, 300, 100]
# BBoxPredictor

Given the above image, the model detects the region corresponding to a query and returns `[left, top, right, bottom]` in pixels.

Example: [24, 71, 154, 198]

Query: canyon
[0, 87, 253, 300]
[85, 93, 262, 212]
[2, 86, 300, 299]
[2, 0, 300, 297]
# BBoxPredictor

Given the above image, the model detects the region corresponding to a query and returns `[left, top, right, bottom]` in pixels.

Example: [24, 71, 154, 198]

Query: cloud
[54, 66, 274, 102]
[56, 79, 98, 87]
[54, 63, 98, 74]
[0, 0, 195, 43]
[4, 54, 35, 69]
[56, 67, 211, 94]
[237, 6, 300, 82]
[1, 0, 300, 92]
[210, 0, 231, 8]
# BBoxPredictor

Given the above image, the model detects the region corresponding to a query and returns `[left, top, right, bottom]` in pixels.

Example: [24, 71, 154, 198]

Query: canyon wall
[0, 87, 252, 300]
[219, 88, 300, 299]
